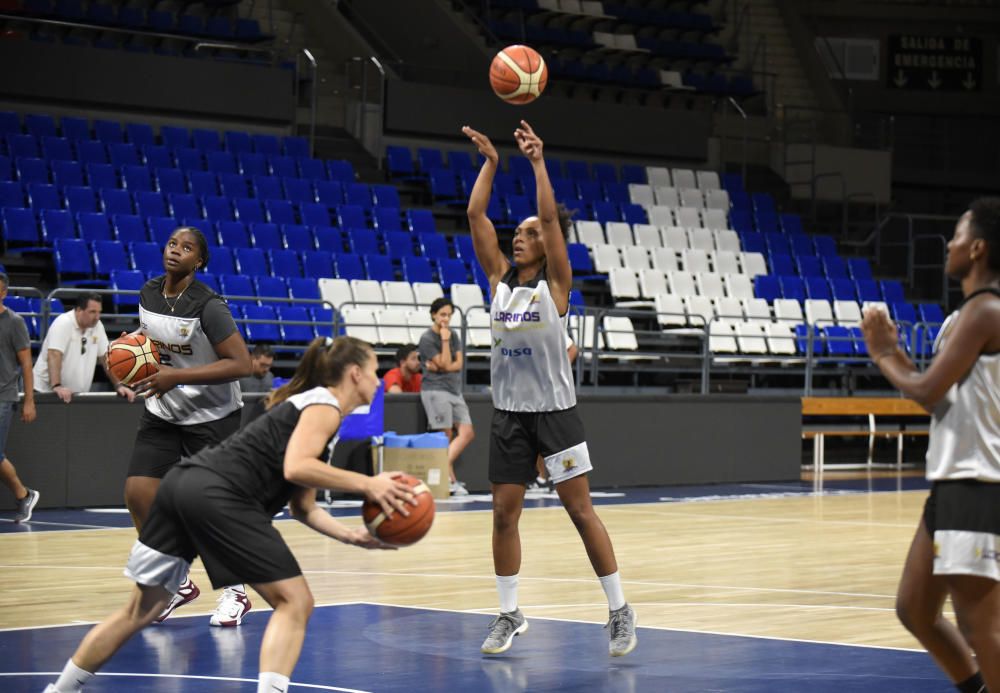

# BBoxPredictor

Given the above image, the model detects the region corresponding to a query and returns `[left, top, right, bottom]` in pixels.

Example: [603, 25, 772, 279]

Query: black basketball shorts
[127, 408, 241, 479]
[126, 465, 302, 591]
[923, 479, 1000, 581]
[489, 407, 592, 486]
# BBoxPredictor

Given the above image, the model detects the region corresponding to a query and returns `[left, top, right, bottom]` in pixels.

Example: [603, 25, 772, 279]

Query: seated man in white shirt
[33, 293, 134, 402]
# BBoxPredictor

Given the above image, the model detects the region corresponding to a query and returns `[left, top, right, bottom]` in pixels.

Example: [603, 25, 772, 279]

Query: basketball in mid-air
[107, 334, 159, 385]
[490, 44, 548, 105]
[362, 474, 435, 546]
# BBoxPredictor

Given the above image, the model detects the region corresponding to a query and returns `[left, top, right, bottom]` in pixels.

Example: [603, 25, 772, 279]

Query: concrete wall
[0, 41, 295, 124]
[3, 393, 800, 510]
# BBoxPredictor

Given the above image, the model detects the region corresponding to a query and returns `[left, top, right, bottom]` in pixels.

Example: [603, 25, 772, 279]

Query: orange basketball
[362, 474, 435, 546]
[108, 334, 160, 385]
[490, 44, 548, 105]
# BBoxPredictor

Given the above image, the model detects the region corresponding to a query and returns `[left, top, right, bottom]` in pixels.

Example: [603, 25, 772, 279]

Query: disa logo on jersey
[500, 346, 533, 357]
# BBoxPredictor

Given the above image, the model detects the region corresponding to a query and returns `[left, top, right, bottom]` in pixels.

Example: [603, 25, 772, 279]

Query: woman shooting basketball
[45, 336, 416, 693]
[462, 121, 637, 657]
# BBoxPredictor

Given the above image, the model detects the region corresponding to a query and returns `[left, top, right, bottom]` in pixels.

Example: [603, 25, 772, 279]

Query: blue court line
[0, 603, 950, 692]
[0, 478, 931, 534]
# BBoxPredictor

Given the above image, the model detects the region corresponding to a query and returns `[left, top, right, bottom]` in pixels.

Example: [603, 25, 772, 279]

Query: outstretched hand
[461, 126, 499, 165]
[514, 120, 543, 161]
[861, 305, 899, 360]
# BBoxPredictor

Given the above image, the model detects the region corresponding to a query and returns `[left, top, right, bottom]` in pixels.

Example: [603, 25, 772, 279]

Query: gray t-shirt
[0, 308, 30, 402]
[239, 372, 274, 393]
[418, 328, 462, 395]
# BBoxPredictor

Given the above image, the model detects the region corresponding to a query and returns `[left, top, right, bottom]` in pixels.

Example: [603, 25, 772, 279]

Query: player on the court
[462, 121, 637, 656]
[125, 226, 254, 626]
[863, 197, 1000, 693]
[44, 336, 415, 693]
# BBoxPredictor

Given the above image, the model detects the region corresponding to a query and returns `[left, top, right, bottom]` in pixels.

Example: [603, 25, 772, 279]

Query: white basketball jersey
[139, 278, 242, 425]
[927, 293, 1000, 482]
[490, 266, 575, 412]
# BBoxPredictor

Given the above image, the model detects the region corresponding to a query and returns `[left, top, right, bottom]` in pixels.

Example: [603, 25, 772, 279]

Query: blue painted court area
[0, 478, 931, 534]
[0, 603, 950, 692]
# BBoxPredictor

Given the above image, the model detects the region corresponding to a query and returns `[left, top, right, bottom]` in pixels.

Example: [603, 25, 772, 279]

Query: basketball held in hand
[362, 474, 435, 547]
[490, 44, 548, 105]
[108, 334, 160, 385]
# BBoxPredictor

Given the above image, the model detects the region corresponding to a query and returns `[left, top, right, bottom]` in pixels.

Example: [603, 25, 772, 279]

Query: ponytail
[266, 336, 374, 409]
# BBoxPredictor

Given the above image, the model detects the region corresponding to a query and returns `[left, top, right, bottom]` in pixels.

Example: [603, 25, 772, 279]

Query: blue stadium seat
[401, 256, 433, 284]
[564, 160, 590, 181]
[406, 209, 436, 234]
[891, 302, 917, 325]
[347, 229, 379, 256]
[417, 148, 445, 172]
[314, 180, 343, 208]
[313, 227, 343, 254]
[249, 223, 281, 251]
[796, 255, 823, 277]
[174, 148, 204, 172]
[266, 154, 296, 179]
[623, 201, 650, 224]
[780, 213, 804, 235]
[41, 136, 73, 162]
[729, 209, 753, 235]
[24, 113, 56, 138]
[217, 173, 246, 199]
[57, 116, 88, 142]
[218, 221, 251, 248]
[453, 235, 475, 263]
[283, 178, 314, 205]
[779, 275, 805, 302]
[129, 242, 162, 274]
[804, 277, 831, 301]
[0, 155, 10, 182]
[846, 258, 872, 281]
[50, 160, 83, 188]
[234, 198, 264, 224]
[192, 129, 220, 152]
[822, 325, 854, 357]
[7, 134, 40, 159]
[384, 231, 415, 259]
[108, 143, 140, 167]
[603, 182, 630, 205]
[301, 251, 334, 278]
[92, 240, 129, 277]
[110, 269, 145, 308]
[855, 279, 880, 303]
[881, 280, 905, 304]
[769, 254, 794, 276]
[237, 152, 269, 179]
[243, 306, 281, 342]
[364, 254, 395, 282]
[822, 256, 847, 279]
[334, 253, 364, 280]
[16, 157, 49, 184]
[419, 233, 449, 260]
[27, 183, 60, 210]
[206, 151, 237, 175]
[2, 208, 39, 247]
[312, 307, 336, 338]
[592, 201, 621, 225]
[282, 225, 314, 252]
[111, 214, 147, 244]
[764, 232, 790, 256]
[386, 146, 418, 180]
[788, 234, 813, 256]
[739, 232, 765, 254]
[186, 171, 217, 198]
[134, 191, 166, 218]
[235, 247, 268, 276]
[435, 258, 468, 288]
[567, 243, 595, 275]
[198, 273, 220, 293]
[252, 134, 280, 156]
[828, 277, 854, 302]
[252, 175, 283, 201]
[428, 169, 463, 204]
[0, 180, 25, 208]
[0, 111, 19, 135]
[754, 275, 781, 302]
[506, 195, 532, 223]
[165, 193, 199, 220]
[254, 276, 288, 304]
[297, 158, 326, 181]
[38, 209, 74, 243]
[371, 184, 400, 209]
[337, 205, 367, 230]
[99, 188, 133, 216]
[126, 123, 155, 147]
[160, 126, 190, 151]
[55, 238, 93, 278]
[918, 303, 944, 324]
[86, 163, 117, 189]
[154, 168, 185, 196]
[264, 199, 295, 225]
[327, 160, 355, 184]
[288, 277, 320, 301]
[207, 247, 238, 276]
[372, 206, 402, 232]
[220, 274, 256, 305]
[74, 211, 112, 242]
[345, 183, 372, 209]
[267, 249, 302, 278]
[92, 119, 122, 144]
[277, 305, 315, 343]
[147, 218, 179, 247]
[300, 203, 331, 228]
[813, 235, 837, 258]
[141, 145, 173, 169]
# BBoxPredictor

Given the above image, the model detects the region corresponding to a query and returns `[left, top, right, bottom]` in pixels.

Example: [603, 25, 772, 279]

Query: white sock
[496, 574, 519, 613]
[53, 658, 93, 692]
[257, 671, 289, 693]
[599, 571, 626, 611]
[226, 584, 246, 594]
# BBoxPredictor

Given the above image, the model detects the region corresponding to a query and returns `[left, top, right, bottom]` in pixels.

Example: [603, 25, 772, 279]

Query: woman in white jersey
[125, 226, 254, 626]
[462, 121, 637, 657]
[863, 197, 1000, 692]
[44, 337, 414, 693]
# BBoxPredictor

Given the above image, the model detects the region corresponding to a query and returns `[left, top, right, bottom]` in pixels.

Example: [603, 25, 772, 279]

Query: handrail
[298, 48, 318, 158]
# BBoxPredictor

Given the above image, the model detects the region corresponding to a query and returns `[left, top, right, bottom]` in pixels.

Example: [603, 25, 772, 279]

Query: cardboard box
[378, 446, 450, 499]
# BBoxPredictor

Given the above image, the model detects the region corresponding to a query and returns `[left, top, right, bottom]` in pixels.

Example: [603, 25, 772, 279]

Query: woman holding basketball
[125, 226, 253, 625]
[863, 198, 1000, 692]
[462, 121, 637, 657]
[44, 336, 416, 693]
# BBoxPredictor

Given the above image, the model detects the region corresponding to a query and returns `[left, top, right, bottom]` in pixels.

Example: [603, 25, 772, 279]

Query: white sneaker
[449, 481, 469, 496]
[154, 577, 200, 623]
[210, 587, 252, 627]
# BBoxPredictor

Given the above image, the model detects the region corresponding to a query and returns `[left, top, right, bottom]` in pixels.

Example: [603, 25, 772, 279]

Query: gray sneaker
[480, 609, 528, 654]
[606, 603, 637, 657]
[14, 488, 39, 523]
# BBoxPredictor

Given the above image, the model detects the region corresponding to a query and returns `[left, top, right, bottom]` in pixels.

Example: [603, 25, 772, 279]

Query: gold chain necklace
[163, 282, 190, 313]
